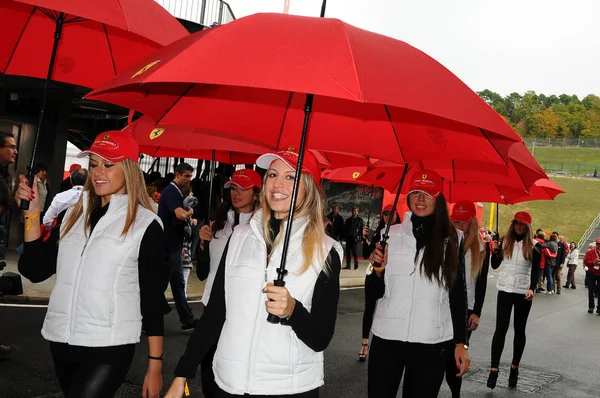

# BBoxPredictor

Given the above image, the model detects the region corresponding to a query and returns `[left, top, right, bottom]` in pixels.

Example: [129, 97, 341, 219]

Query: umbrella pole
[372, 165, 409, 268]
[206, 150, 216, 225]
[495, 202, 499, 235]
[320, 0, 327, 17]
[267, 93, 314, 324]
[21, 13, 65, 210]
[366, 184, 374, 229]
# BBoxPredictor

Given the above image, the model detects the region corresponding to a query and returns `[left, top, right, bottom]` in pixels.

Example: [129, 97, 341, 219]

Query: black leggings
[201, 342, 219, 398]
[362, 273, 379, 339]
[444, 310, 474, 398]
[216, 387, 319, 397]
[51, 348, 134, 397]
[368, 335, 452, 398]
[491, 291, 532, 369]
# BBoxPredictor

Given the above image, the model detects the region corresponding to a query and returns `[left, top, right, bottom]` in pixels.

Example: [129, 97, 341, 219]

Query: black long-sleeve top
[471, 245, 491, 317]
[367, 214, 468, 345]
[175, 218, 341, 379]
[490, 235, 542, 292]
[18, 204, 168, 361]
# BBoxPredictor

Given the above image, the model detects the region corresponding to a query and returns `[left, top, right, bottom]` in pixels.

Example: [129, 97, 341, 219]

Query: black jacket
[326, 212, 344, 240]
[344, 216, 364, 243]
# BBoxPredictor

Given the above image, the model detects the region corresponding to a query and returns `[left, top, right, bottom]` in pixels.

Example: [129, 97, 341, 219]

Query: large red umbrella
[86, 12, 525, 321]
[0, 0, 188, 209]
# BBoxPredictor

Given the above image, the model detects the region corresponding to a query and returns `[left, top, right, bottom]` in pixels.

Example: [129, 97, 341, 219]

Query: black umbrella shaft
[495, 203, 499, 235]
[21, 13, 65, 211]
[372, 164, 409, 268]
[366, 184, 374, 228]
[320, 0, 327, 17]
[267, 93, 314, 324]
[206, 150, 216, 224]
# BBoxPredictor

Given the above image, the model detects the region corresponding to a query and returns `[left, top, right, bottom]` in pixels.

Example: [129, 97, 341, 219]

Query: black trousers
[362, 273, 379, 339]
[216, 387, 319, 397]
[51, 346, 134, 398]
[345, 239, 359, 268]
[201, 342, 219, 398]
[368, 335, 452, 398]
[491, 291, 532, 368]
[444, 310, 474, 398]
[588, 274, 600, 310]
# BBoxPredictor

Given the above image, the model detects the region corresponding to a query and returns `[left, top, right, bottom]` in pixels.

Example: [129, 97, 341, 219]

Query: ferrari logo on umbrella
[352, 172, 361, 179]
[150, 128, 165, 140]
[103, 134, 110, 140]
[131, 60, 160, 79]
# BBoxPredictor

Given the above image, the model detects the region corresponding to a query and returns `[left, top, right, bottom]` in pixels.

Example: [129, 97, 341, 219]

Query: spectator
[564, 242, 579, 289]
[0, 130, 17, 263]
[583, 238, 600, 314]
[59, 163, 82, 192]
[542, 234, 559, 295]
[553, 231, 568, 294]
[343, 207, 364, 270]
[34, 164, 51, 215]
[43, 168, 88, 228]
[326, 204, 344, 241]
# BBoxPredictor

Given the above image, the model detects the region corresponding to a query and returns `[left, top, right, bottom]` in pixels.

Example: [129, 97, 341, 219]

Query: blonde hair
[465, 217, 485, 280]
[62, 159, 153, 239]
[502, 222, 533, 262]
[260, 173, 329, 276]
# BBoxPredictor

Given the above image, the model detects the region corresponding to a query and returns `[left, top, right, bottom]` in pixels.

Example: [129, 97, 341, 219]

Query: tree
[529, 108, 560, 138]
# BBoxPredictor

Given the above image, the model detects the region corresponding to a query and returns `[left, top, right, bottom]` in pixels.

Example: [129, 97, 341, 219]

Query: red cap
[451, 201, 476, 223]
[69, 163, 82, 172]
[256, 149, 321, 186]
[382, 205, 394, 213]
[513, 211, 532, 224]
[224, 169, 263, 190]
[77, 131, 139, 163]
[595, 238, 600, 244]
[407, 169, 443, 198]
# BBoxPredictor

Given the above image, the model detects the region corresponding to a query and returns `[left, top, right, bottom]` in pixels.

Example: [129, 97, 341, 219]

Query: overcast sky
[224, 0, 600, 98]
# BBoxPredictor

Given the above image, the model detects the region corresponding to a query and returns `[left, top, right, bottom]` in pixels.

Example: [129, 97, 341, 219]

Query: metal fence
[155, 0, 236, 27]
[524, 138, 600, 148]
[539, 162, 600, 177]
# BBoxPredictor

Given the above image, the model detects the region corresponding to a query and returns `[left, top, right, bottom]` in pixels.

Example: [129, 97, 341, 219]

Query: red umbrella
[1, 0, 188, 209]
[86, 12, 525, 321]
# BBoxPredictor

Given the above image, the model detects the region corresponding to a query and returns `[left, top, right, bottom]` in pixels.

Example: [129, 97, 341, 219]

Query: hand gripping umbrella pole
[371, 165, 410, 269]
[21, 13, 66, 210]
[266, 94, 314, 324]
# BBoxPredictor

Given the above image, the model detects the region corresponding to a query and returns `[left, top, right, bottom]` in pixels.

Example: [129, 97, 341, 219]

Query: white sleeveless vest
[202, 209, 252, 306]
[41, 192, 162, 347]
[213, 210, 343, 396]
[496, 240, 534, 295]
[372, 212, 455, 344]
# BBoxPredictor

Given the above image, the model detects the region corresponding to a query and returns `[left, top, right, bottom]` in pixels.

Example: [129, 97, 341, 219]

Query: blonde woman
[17, 132, 167, 398]
[166, 150, 343, 398]
[487, 212, 541, 389]
[445, 201, 489, 398]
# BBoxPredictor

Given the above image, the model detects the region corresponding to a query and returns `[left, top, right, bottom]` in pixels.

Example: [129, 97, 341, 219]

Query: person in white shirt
[42, 168, 88, 228]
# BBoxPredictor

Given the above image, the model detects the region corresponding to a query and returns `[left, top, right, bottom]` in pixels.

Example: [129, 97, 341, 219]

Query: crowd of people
[0, 128, 594, 397]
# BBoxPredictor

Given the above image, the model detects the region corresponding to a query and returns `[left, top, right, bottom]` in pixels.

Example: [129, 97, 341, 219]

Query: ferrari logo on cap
[352, 172, 361, 179]
[287, 146, 296, 151]
[131, 60, 160, 79]
[103, 134, 110, 140]
[422, 174, 427, 179]
[150, 128, 165, 140]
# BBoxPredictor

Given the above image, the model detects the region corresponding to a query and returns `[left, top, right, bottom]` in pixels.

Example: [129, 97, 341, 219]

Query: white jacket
[41, 192, 161, 346]
[43, 186, 84, 227]
[496, 240, 534, 295]
[213, 210, 343, 395]
[201, 209, 252, 306]
[372, 213, 456, 344]
[566, 248, 579, 265]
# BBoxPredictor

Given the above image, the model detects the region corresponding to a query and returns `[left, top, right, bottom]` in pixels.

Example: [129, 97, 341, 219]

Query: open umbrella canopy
[0, 0, 188, 88]
[86, 13, 523, 165]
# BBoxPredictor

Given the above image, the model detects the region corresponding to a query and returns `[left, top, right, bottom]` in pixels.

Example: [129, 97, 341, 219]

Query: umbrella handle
[266, 278, 287, 324]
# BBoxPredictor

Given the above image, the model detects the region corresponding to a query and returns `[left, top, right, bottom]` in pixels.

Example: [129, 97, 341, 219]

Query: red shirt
[583, 248, 600, 276]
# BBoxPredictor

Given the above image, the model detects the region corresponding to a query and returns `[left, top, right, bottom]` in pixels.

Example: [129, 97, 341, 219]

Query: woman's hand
[362, 226, 370, 239]
[467, 313, 480, 331]
[369, 243, 388, 276]
[199, 224, 213, 241]
[525, 289, 534, 301]
[491, 240, 500, 253]
[264, 282, 296, 319]
[15, 174, 40, 213]
[142, 363, 162, 398]
[454, 345, 471, 377]
[164, 377, 187, 398]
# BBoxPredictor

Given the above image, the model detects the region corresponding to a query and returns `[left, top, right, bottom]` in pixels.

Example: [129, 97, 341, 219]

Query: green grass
[529, 147, 600, 175]
[481, 176, 600, 244]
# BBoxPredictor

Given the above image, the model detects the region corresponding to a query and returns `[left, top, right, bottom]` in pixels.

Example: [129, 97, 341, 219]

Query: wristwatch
[461, 344, 469, 350]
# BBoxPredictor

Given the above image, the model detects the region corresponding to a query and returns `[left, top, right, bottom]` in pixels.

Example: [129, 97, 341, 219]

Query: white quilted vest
[496, 240, 534, 295]
[41, 192, 161, 347]
[213, 209, 343, 395]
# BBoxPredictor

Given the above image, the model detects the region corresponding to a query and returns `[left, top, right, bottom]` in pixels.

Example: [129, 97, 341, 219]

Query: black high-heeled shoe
[508, 366, 519, 388]
[487, 369, 499, 389]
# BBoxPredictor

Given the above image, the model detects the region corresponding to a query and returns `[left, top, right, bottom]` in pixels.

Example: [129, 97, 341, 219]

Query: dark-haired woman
[487, 212, 541, 389]
[196, 168, 262, 398]
[357, 205, 401, 362]
[368, 170, 469, 398]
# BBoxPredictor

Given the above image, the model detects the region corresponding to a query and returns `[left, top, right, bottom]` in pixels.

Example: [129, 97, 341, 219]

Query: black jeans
[216, 387, 319, 397]
[588, 274, 600, 311]
[51, 346, 134, 397]
[491, 291, 532, 368]
[368, 335, 452, 398]
[445, 310, 474, 398]
[345, 239, 359, 268]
